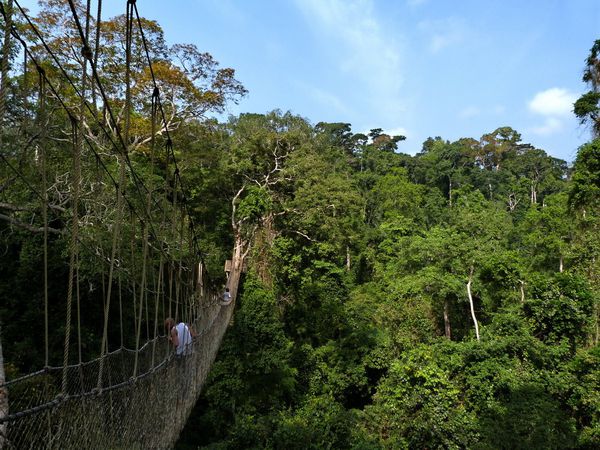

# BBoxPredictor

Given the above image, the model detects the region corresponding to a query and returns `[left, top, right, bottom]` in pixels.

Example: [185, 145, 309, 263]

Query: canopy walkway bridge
[0, 1, 241, 447]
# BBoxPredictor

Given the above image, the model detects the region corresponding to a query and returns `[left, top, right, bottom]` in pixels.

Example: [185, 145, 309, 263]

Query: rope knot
[36, 66, 46, 77]
[152, 87, 160, 98]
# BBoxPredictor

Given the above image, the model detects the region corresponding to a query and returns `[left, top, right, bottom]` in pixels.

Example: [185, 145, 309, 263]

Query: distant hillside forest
[0, 3, 598, 449]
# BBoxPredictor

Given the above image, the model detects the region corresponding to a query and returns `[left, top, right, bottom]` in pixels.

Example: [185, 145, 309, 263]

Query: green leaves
[523, 273, 594, 348]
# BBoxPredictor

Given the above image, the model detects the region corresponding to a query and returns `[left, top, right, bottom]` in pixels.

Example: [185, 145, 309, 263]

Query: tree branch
[0, 213, 64, 234]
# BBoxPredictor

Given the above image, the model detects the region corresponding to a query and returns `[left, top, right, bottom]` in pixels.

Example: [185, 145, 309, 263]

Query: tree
[362, 345, 478, 449]
[520, 193, 573, 273]
[574, 40, 600, 137]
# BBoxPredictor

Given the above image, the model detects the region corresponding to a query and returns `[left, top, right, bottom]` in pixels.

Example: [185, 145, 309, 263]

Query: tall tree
[574, 40, 600, 137]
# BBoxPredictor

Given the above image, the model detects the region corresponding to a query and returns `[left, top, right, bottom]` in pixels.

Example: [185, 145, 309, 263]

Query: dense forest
[1, 2, 599, 449]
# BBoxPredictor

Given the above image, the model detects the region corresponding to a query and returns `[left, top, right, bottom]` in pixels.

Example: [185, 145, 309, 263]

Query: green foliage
[523, 273, 594, 348]
[271, 396, 356, 449]
[236, 185, 273, 223]
[5, 9, 600, 446]
[362, 346, 479, 449]
[567, 346, 600, 448]
[570, 139, 600, 211]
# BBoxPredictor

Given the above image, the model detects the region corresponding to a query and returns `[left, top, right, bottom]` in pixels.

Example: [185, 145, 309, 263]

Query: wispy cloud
[528, 87, 578, 136]
[360, 125, 411, 140]
[531, 117, 563, 136]
[528, 87, 577, 116]
[459, 104, 505, 119]
[418, 17, 467, 53]
[294, 0, 406, 119]
[303, 84, 352, 116]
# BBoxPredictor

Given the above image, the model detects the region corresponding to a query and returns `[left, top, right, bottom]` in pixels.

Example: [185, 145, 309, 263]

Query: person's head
[225, 288, 230, 293]
[164, 317, 175, 332]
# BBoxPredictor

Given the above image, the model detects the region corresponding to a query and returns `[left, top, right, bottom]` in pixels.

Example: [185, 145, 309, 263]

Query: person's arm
[170, 327, 179, 348]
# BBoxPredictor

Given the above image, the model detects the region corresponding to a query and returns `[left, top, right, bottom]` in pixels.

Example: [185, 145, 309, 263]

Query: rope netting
[0, 0, 241, 447]
[0, 292, 234, 449]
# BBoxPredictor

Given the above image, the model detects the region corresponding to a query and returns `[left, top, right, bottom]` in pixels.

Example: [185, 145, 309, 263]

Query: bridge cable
[133, 3, 207, 270]
[7, 2, 200, 298]
[4, 5, 186, 275]
[64, 0, 185, 255]
[37, 66, 50, 368]
[62, 115, 81, 393]
[0, 0, 11, 125]
[11, 0, 184, 261]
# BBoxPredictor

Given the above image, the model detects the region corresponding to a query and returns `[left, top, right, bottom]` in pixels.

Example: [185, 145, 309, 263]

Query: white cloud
[294, 0, 406, 119]
[385, 126, 409, 138]
[528, 88, 577, 117]
[418, 17, 467, 53]
[528, 88, 578, 136]
[531, 117, 563, 136]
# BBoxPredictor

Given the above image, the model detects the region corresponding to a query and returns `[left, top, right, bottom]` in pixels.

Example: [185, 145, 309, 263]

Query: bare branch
[293, 230, 315, 242]
[231, 184, 246, 230]
[0, 201, 67, 213]
[0, 213, 64, 234]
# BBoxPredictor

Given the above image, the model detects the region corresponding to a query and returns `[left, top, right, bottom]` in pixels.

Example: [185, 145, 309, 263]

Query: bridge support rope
[0, 291, 236, 449]
[0, 0, 245, 446]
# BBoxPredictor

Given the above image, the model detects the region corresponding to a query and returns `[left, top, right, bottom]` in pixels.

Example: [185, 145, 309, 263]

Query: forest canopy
[0, 2, 599, 449]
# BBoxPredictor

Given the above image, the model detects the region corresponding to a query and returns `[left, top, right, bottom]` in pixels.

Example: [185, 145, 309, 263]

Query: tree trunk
[346, 246, 351, 272]
[559, 255, 564, 273]
[255, 213, 275, 287]
[594, 302, 599, 346]
[0, 327, 8, 447]
[467, 266, 480, 341]
[519, 280, 525, 304]
[228, 231, 246, 302]
[448, 177, 453, 207]
[443, 299, 451, 339]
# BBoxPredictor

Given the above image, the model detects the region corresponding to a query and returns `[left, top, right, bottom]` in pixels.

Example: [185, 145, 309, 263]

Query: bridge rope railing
[0, 0, 239, 448]
[0, 0, 201, 342]
[0, 289, 235, 449]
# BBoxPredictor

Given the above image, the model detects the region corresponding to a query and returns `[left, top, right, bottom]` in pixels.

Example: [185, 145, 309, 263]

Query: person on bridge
[221, 287, 232, 305]
[164, 318, 195, 356]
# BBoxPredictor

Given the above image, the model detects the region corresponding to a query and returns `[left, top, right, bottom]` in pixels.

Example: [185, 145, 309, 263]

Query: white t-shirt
[175, 322, 192, 355]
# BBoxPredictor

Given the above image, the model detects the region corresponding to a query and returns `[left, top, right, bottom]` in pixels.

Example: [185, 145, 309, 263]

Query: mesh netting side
[1, 293, 232, 449]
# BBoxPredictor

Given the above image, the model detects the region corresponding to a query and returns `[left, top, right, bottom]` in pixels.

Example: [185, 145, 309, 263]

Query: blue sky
[24, 0, 600, 162]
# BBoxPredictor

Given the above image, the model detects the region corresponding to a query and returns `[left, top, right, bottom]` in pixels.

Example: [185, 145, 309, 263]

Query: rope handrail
[0, 294, 224, 388]
[0, 0, 243, 446]
[0, 293, 228, 424]
[132, 3, 205, 267]
[5, 0, 196, 271]
[2, 4, 189, 270]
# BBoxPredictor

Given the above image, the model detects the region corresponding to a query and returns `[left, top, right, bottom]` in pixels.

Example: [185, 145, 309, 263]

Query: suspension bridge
[0, 0, 242, 448]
